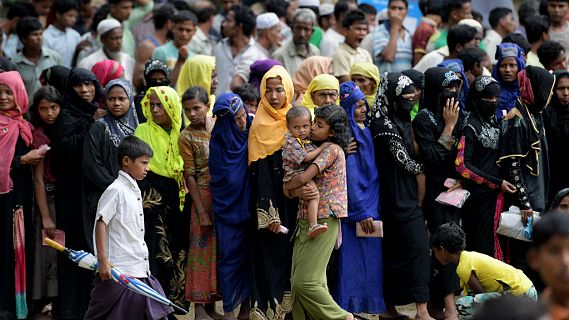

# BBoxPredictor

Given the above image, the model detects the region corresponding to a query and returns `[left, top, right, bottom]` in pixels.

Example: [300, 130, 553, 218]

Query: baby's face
[288, 115, 312, 140]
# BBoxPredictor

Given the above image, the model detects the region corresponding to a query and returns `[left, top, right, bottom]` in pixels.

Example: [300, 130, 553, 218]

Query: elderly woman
[335, 81, 385, 315]
[349, 62, 380, 107]
[302, 74, 340, 114]
[0, 71, 36, 319]
[134, 86, 188, 306]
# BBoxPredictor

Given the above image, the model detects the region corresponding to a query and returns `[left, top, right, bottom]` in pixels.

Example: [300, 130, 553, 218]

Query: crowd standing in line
[6, 0, 569, 319]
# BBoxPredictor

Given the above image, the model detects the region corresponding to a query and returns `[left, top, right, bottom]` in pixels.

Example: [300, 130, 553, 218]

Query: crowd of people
[4, 0, 569, 319]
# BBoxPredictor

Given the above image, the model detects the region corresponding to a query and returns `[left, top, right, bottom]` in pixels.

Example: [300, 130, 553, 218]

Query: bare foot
[414, 311, 435, 320]
[195, 304, 214, 320]
[205, 303, 223, 320]
[379, 306, 407, 319]
[443, 309, 458, 320]
[345, 313, 354, 320]
[223, 312, 237, 320]
[237, 302, 250, 319]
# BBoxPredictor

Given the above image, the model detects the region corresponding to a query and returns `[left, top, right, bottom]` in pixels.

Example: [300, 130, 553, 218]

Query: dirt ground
[176, 303, 417, 319]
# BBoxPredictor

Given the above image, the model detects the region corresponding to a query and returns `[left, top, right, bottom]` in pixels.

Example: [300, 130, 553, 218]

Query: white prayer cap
[97, 18, 122, 36]
[319, 3, 334, 16]
[256, 13, 280, 29]
[458, 18, 483, 34]
[298, 0, 319, 8]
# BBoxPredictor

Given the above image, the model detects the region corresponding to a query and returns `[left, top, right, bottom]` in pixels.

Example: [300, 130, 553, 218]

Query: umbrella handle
[170, 303, 188, 315]
[44, 237, 65, 252]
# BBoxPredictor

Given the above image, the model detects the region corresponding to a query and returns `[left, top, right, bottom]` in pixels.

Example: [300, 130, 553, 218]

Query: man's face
[101, 28, 123, 52]
[223, 0, 239, 13]
[388, 0, 408, 20]
[292, 20, 314, 45]
[549, 1, 569, 23]
[25, 29, 43, 50]
[110, 0, 133, 22]
[451, 2, 473, 22]
[173, 21, 196, 46]
[266, 24, 282, 47]
[57, 9, 78, 28]
[500, 13, 517, 34]
[549, 51, 568, 71]
[345, 22, 368, 48]
[222, 11, 237, 38]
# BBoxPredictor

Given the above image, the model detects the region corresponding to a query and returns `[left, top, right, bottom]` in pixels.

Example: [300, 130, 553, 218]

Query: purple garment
[248, 59, 282, 92]
[84, 275, 173, 320]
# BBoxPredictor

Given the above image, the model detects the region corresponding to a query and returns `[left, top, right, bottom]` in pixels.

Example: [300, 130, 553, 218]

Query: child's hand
[42, 216, 56, 239]
[198, 209, 212, 228]
[446, 179, 462, 192]
[359, 217, 375, 234]
[321, 142, 332, 149]
[98, 259, 113, 281]
[347, 140, 358, 154]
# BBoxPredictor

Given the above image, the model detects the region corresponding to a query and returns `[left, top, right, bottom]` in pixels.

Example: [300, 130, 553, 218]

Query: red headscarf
[518, 69, 535, 107]
[0, 71, 32, 194]
[91, 60, 124, 89]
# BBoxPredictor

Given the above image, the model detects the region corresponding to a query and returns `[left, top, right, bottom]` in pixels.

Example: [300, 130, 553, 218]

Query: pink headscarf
[92, 60, 124, 89]
[0, 71, 32, 194]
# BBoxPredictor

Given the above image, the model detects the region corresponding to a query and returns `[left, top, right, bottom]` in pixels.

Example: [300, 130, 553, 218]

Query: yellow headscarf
[176, 55, 216, 123]
[134, 86, 186, 209]
[248, 65, 294, 164]
[301, 74, 340, 115]
[349, 62, 380, 107]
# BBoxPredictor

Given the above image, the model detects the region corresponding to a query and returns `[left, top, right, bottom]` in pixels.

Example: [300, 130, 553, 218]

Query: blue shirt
[373, 22, 413, 73]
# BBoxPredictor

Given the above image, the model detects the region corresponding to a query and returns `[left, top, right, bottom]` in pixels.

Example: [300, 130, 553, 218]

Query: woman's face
[558, 195, 569, 214]
[106, 86, 130, 117]
[0, 84, 15, 111]
[310, 117, 332, 142]
[351, 74, 375, 96]
[265, 77, 287, 109]
[73, 81, 96, 102]
[311, 89, 338, 106]
[149, 92, 172, 128]
[499, 57, 519, 83]
[183, 97, 209, 127]
[210, 69, 218, 94]
[37, 99, 61, 124]
[234, 107, 247, 131]
[556, 76, 569, 106]
[354, 99, 367, 124]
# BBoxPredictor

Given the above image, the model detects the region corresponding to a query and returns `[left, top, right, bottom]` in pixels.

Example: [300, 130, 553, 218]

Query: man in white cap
[78, 18, 135, 82]
[318, 3, 335, 32]
[273, 8, 320, 76]
[107, 0, 153, 59]
[320, 0, 358, 56]
[255, 12, 282, 59]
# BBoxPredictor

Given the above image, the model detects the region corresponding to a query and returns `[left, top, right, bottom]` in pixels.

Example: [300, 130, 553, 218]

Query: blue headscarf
[492, 43, 526, 122]
[438, 59, 468, 111]
[209, 93, 252, 224]
[339, 81, 380, 222]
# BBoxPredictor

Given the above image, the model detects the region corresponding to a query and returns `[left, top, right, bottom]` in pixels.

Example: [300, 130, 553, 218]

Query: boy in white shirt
[84, 136, 174, 319]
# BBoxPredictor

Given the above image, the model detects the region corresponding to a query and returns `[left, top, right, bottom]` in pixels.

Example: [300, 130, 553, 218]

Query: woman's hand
[297, 184, 318, 201]
[416, 173, 426, 206]
[21, 149, 45, 166]
[347, 140, 357, 154]
[359, 217, 375, 234]
[443, 97, 460, 130]
[42, 216, 56, 239]
[97, 259, 113, 281]
[447, 179, 462, 192]
[500, 180, 517, 193]
[521, 209, 534, 226]
[268, 222, 281, 234]
[93, 109, 107, 120]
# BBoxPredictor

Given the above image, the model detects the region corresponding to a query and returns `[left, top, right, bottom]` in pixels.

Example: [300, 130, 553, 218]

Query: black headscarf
[41, 66, 70, 95]
[467, 76, 501, 120]
[370, 72, 416, 152]
[549, 188, 569, 211]
[518, 65, 555, 115]
[421, 67, 462, 115]
[143, 59, 171, 88]
[402, 69, 424, 90]
[0, 57, 16, 72]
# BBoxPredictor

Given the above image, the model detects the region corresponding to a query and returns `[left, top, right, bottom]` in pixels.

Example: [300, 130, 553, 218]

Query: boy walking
[84, 136, 173, 320]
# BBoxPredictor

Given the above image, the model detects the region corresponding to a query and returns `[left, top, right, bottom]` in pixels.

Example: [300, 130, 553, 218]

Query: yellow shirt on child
[456, 251, 533, 296]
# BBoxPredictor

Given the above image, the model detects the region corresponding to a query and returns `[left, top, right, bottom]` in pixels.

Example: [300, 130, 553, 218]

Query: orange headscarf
[248, 65, 293, 164]
[292, 56, 333, 96]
